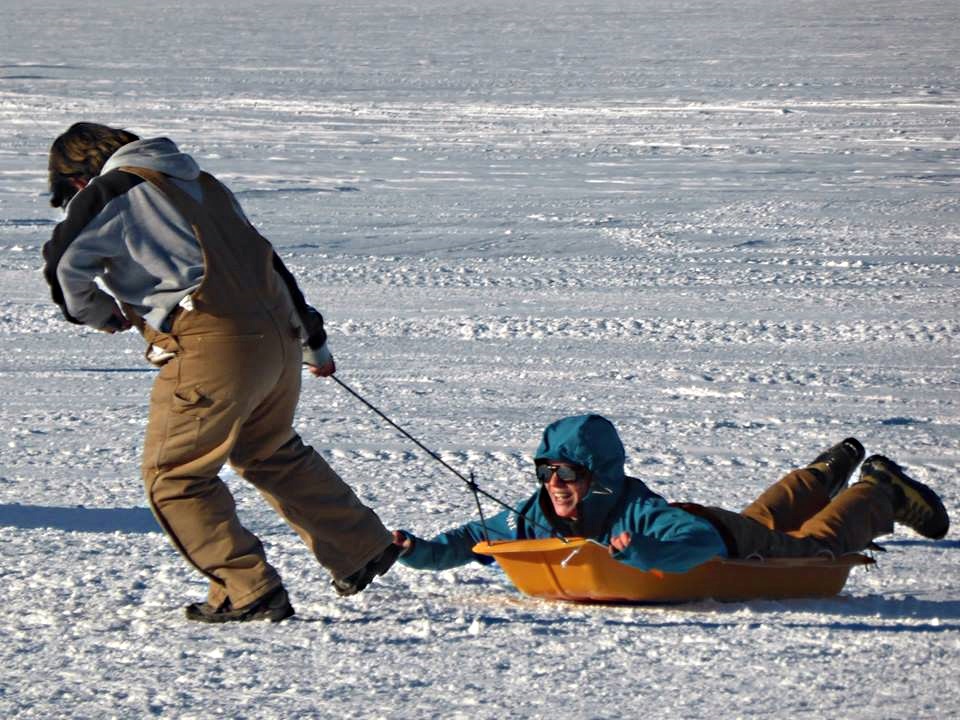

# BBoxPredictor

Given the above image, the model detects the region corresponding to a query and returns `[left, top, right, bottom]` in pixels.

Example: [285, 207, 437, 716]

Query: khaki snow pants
[704, 467, 896, 560]
[141, 310, 392, 609]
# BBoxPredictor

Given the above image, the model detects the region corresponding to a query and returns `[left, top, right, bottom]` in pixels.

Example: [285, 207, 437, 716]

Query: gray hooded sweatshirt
[49, 137, 330, 366]
[58, 137, 205, 332]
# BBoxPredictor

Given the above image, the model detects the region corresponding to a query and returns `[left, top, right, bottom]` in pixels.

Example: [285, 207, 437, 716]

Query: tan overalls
[123, 167, 392, 610]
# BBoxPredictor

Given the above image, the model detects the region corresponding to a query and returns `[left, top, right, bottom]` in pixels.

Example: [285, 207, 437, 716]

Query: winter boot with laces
[809, 437, 865, 499]
[332, 543, 401, 597]
[185, 584, 295, 623]
[859, 455, 950, 539]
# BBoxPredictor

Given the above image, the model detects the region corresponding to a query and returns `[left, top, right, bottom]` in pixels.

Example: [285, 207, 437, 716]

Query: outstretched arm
[393, 510, 520, 571]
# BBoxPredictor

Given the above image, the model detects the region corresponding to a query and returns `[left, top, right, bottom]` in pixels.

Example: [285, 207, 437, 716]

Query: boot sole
[185, 602, 295, 623]
[185, 589, 295, 623]
[863, 456, 949, 540]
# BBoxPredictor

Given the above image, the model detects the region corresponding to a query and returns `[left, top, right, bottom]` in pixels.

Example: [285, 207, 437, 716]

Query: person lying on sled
[392, 414, 949, 573]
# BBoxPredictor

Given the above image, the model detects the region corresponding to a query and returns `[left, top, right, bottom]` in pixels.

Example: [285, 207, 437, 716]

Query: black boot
[809, 437, 865, 498]
[859, 455, 949, 539]
[185, 585, 294, 624]
[332, 543, 401, 597]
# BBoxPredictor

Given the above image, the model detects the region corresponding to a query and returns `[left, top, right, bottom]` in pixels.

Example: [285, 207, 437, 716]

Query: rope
[330, 375, 564, 541]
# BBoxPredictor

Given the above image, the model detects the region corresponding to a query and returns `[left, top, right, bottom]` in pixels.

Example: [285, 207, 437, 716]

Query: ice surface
[1, 1, 958, 718]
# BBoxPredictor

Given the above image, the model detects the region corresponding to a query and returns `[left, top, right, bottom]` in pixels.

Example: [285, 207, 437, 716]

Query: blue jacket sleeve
[398, 509, 517, 571]
[611, 498, 727, 573]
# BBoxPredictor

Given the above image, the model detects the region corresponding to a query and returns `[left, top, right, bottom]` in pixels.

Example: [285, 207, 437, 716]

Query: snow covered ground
[1, 0, 958, 717]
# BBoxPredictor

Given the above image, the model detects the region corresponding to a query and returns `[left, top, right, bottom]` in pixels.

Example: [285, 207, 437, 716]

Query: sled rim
[473, 537, 874, 603]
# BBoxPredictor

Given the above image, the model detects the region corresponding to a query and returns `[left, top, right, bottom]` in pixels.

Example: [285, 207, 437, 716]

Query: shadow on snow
[0, 503, 159, 533]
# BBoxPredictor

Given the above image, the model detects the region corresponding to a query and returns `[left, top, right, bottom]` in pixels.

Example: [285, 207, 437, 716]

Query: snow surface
[1, 0, 958, 717]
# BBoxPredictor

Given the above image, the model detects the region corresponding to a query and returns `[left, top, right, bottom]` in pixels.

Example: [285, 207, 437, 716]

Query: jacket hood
[533, 414, 629, 537]
[534, 414, 626, 485]
[100, 137, 201, 181]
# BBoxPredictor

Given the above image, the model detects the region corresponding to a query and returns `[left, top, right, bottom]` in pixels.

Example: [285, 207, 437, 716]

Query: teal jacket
[399, 414, 728, 573]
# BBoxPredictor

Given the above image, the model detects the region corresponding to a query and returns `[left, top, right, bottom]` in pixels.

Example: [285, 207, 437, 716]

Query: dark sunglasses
[536, 464, 586, 484]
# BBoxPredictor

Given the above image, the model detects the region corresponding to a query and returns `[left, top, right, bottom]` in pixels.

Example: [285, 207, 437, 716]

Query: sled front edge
[473, 538, 875, 603]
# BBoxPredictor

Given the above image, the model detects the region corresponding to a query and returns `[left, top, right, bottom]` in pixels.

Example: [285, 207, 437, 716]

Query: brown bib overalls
[123, 167, 392, 610]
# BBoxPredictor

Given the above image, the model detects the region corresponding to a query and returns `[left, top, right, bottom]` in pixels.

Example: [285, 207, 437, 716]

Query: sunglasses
[536, 464, 587, 484]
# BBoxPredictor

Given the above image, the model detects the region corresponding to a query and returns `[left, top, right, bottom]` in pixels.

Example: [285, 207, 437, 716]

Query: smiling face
[538, 461, 591, 519]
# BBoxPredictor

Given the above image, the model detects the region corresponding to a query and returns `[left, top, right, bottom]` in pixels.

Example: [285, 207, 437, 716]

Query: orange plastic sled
[472, 537, 874, 603]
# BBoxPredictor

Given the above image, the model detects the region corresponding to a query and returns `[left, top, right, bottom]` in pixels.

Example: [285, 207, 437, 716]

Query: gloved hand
[99, 306, 132, 334]
[304, 343, 335, 377]
[392, 530, 415, 557]
[306, 357, 336, 377]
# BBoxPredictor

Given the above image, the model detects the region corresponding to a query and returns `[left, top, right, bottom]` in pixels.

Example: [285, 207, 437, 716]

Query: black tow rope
[331, 375, 565, 543]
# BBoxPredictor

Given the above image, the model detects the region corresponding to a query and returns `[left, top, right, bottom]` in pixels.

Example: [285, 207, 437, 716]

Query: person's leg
[705, 506, 835, 559]
[142, 334, 284, 611]
[228, 334, 393, 584]
[711, 458, 948, 559]
[707, 447, 946, 560]
[741, 438, 865, 532]
[235, 434, 394, 581]
[740, 468, 830, 533]
[791, 480, 895, 555]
